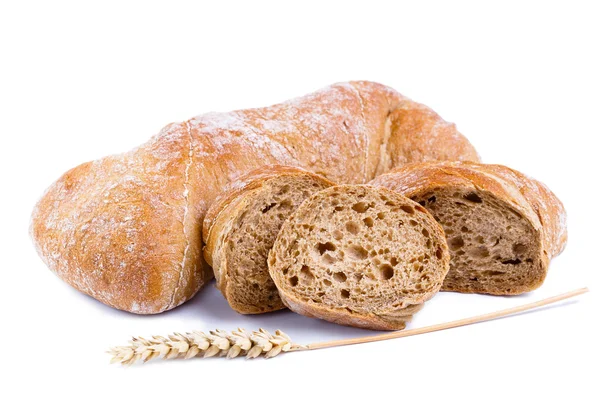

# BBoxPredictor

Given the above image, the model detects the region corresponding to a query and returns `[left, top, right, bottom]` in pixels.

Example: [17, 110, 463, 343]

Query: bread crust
[31, 81, 479, 313]
[202, 165, 334, 314]
[30, 123, 212, 313]
[370, 162, 567, 294]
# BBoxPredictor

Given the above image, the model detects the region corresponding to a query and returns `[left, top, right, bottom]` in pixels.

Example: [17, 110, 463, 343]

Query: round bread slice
[202, 165, 335, 314]
[370, 162, 567, 295]
[268, 185, 450, 330]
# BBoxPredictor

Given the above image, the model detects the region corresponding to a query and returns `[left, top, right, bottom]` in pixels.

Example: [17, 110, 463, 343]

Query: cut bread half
[370, 162, 567, 295]
[268, 185, 450, 330]
[202, 165, 335, 314]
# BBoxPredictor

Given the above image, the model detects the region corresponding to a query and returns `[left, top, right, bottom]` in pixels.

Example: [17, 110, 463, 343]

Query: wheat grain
[107, 328, 305, 366]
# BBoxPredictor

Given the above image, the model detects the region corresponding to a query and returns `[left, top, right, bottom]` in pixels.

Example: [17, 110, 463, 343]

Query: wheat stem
[108, 287, 587, 366]
[306, 287, 589, 350]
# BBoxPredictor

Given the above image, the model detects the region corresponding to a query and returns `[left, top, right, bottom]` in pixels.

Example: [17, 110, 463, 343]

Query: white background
[1, 1, 598, 399]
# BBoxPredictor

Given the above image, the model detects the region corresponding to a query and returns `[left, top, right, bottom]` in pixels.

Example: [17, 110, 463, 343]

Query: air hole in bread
[322, 253, 336, 264]
[279, 185, 290, 194]
[435, 248, 444, 259]
[354, 272, 363, 281]
[341, 289, 350, 299]
[464, 193, 483, 203]
[513, 243, 527, 254]
[501, 258, 522, 265]
[334, 206, 344, 212]
[333, 271, 347, 282]
[289, 276, 298, 286]
[300, 265, 315, 282]
[422, 228, 430, 237]
[262, 202, 277, 213]
[481, 270, 505, 276]
[449, 236, 464, 250]
[333, 230, 344, 240]
[409, 220, 418, 226]
[428, 196, 437, 203]
[363, 217, 374, 227]
[323, 279, 332, 286]
[317, 242, 336, 254]
[379, 265, 394, 280]
[376, 212, 385, 220]
[352, 202, 369, 213]
[346, 221, 360, 234]
[400, 205, 414, 214]
[347, 245, 368, 260]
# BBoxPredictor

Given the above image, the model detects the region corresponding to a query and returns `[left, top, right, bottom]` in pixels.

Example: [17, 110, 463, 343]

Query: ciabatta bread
[31, 81, 478, 313]
[268, 185, 450, 330]
[370, 162, 567, 295]
[202, 165, 334, 314]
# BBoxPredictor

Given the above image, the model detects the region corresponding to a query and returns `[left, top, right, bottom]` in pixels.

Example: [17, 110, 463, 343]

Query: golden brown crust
[370, 161, 567, 295]
[30, 124, 213, 313]
[385, 102, 481, 170]
[31, 81, 479, 313]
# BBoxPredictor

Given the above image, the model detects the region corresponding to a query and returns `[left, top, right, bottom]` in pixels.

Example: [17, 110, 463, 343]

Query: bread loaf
[30, 81, 478, 314]
[202, 165, 335, 314]
[268, 185, 450, 330]
[370, 162, 567, 295]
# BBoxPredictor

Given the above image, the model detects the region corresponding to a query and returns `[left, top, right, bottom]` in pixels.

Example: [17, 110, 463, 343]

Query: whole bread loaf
[268, 185, 450, 330]
[370, 162, 567, 295]
[203, 165, 335, 314]
[30, 81, 479, 314]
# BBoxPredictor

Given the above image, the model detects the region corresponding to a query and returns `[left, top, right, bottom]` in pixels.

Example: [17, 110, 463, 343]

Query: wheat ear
[109, 287, 588, 366]
[107, 328, 306, 365]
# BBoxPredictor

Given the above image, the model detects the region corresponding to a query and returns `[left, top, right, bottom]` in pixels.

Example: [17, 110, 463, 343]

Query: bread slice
[370, 162, 567, 295]
[268, 185, 450, 330]
[202, 165, 335, 314]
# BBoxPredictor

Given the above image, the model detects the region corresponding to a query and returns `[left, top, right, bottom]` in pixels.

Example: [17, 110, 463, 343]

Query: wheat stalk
[107, 328, 306, 366]
[109, 287, 588, 366]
